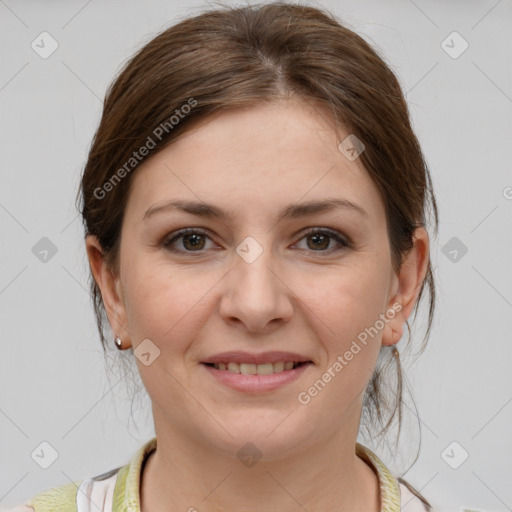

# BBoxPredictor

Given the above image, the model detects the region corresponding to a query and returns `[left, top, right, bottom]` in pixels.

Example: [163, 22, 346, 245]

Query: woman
[9, 2, 440, 511]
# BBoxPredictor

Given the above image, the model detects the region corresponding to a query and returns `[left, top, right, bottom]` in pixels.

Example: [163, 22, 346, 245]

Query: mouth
[201, 361, 312, 374]
[200, 353, 313, 393]
[200, 351, 314, 392]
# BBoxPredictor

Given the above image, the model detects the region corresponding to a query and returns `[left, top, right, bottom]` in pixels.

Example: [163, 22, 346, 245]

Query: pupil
[185, 234, 204, 250]
[310, 233, 328, 250]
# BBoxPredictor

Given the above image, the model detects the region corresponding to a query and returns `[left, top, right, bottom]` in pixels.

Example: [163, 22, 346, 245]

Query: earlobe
[381, 304, 404, 347]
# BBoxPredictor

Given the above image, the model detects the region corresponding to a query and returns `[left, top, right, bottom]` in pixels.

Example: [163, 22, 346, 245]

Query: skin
[87, 98, 429, 512]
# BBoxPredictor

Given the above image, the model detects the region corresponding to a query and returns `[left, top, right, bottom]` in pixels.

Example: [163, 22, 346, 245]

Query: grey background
[1, 0, 511, 510]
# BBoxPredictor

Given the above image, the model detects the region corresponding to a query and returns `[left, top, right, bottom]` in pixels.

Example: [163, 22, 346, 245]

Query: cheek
[121, 260, 202, 403]
[302, 268, 388, 410]
[316, 261, 390, 336]
[121, 252, 216, 354]
[308, 257, 391, 396]
[121, 254, 181, 342]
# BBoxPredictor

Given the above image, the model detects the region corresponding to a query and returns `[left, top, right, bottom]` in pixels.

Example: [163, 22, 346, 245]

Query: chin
[204, 416, 312, 462]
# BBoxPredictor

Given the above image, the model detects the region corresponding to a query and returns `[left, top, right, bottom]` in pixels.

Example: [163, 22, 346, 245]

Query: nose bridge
[233, 234, 278, 297]
[219, 233, 292, 331]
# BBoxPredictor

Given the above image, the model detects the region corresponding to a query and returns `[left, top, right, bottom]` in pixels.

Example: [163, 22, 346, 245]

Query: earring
[114, 335, 123, 350]
[392, 345, 400, 361]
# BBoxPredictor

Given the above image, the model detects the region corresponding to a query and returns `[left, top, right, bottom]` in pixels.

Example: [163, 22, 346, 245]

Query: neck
[140, 423, 380, 512]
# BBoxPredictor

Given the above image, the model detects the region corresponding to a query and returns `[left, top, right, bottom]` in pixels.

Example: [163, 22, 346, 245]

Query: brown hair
[77, 0, 438, 482]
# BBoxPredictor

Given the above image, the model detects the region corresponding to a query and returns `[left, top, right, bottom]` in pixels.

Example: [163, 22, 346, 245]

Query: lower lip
[201, 362, 312, 393]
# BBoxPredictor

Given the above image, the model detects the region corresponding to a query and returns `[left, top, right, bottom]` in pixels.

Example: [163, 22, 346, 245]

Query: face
[88, 99, 426, 460]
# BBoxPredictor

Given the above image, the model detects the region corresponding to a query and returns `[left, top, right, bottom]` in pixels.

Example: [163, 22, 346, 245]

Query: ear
[85, 235, 130, 347]
[381, 227, 430, 347]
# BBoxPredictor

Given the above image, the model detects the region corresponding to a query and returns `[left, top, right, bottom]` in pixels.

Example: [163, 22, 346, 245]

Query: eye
[293, 227, 351, 254]
[162, 227, 351, 255]
[163, 228, 215, 253]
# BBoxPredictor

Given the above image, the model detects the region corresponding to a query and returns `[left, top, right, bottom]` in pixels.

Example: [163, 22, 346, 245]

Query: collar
[356, 442, 401, 512]
[115, 438, 400, 512]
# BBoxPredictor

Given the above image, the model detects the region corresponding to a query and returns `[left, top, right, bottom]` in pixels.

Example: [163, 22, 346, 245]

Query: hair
[77, 1, 437, 502]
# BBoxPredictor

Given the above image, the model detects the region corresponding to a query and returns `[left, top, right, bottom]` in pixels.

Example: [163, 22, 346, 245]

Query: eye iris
[308, 232, 329, 250]
[183, 233, 205, 250]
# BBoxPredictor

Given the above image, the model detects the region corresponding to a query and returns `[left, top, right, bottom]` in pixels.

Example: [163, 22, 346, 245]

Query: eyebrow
[143, 197, 368, 223]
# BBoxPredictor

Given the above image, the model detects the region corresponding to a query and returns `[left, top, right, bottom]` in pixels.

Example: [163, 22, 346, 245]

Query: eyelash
[162, 227, 351, 255]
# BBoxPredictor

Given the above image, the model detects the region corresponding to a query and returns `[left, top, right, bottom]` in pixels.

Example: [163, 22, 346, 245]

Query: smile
[201, 361, 313, 393]
[204, 361, 309, 374]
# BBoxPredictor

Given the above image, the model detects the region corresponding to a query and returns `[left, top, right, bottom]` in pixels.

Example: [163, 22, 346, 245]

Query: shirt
[5, 438, 433, 512]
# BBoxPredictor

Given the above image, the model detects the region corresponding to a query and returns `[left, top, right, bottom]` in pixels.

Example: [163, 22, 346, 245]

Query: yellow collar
[356, 442, 401, 512]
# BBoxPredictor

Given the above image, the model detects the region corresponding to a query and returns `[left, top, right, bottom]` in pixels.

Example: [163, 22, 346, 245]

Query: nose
[219, 239, 294, 335]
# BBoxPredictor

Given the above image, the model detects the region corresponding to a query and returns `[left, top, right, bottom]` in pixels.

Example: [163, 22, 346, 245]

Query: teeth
[227, 362, 240, 373]
[256, 363, 274, 375]
[273, 361, 284, 372]
[212, 361, 305, 374]
[240, 363, 257, 375]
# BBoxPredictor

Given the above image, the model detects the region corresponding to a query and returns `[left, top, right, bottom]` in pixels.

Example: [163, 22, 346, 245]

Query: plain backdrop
[1, 1, 511, 511]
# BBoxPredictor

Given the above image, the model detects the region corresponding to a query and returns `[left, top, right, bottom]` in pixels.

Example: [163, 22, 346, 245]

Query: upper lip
[201, 351, 312, 365]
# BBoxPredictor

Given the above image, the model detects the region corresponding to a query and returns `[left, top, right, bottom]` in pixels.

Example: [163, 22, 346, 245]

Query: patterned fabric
[6, 438, 431, 512]
[356, 443, 402, 511]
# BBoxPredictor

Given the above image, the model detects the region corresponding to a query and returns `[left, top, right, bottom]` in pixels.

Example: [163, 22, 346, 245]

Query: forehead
[124, 100, 386, 225]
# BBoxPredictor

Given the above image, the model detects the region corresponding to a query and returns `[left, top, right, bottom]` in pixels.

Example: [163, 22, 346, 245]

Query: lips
[201, 354, 312, 393]
[200, 351, 312, 365]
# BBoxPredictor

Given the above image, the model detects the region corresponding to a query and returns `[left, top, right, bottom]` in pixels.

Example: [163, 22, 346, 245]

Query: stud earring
[114, 335, 123, 350]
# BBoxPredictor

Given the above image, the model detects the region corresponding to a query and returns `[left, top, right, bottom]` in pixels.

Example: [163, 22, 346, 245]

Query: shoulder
[1, 480, 80, 512]
[3, 466, 124, 512]
[3, 438, 157, 512]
